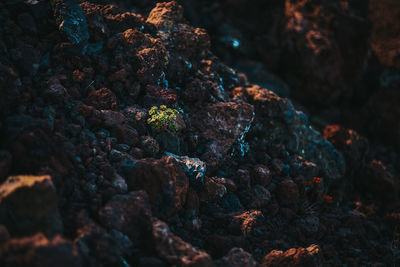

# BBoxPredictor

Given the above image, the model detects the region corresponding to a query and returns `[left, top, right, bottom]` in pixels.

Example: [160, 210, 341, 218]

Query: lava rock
[0, 233, 82, 267]
[261, 244, 322, 267]
[233, 85, 344, 181]
[252, 164, 272, 186]
[192, 101, 254, 168]
[51, 0, 89, 53]
[139, 136, 160, 157]
[99, 191, 152, 247]
[86, 88, 118, 110]
[202, 177, 227, 200]
[165, 152, 206, 187]
[276, 179, 299, 206]
[126, 156, 189, 219]
[152, 219, 212, 266]
[228, 210, 264, 236]
[217, 247, 258, 267]
[0, 150, 12, 182]
[369, 0, 400, 69]
[360, 160, 399, 200]
[0, 175, 63, 237]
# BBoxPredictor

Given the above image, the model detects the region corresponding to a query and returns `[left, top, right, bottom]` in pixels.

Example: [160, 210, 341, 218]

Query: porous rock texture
[0, 0, 399, 266]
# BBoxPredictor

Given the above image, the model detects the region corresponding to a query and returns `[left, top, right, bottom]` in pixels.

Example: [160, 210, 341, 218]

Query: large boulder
[152, 219, 212, 266]
[191, 101, 255, 170]
[369, 0, 400, 69]
[0, 233, 82, 267]
[99, 190, 153, 247]
[282, 0, 369, 106]
[233, 85, 344, 181]
[0, 175, 63, 237]
[126, 156, 189, 219]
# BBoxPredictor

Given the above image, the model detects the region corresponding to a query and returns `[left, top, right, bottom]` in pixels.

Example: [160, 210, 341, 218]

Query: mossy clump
[147, 105, 179, 131]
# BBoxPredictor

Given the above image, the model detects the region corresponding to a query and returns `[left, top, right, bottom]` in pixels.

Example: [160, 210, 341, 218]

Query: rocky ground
[0, 0, 399, 266]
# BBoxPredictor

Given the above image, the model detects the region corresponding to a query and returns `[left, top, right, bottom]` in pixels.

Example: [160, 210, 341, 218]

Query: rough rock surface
[126, 156, 189, 219]
[152, 219, 212, 266]
[262, 244, 322, 267]
[233, 85, 345, 181]
[0, 175, 63, 237]
[0, 233, 82, 267]
[0, 0, 398, 266]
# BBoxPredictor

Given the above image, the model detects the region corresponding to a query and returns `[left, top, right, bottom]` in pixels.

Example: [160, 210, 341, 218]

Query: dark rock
[249, 185, 271, 209]
[101, 110, 126, 128]
[213, 177, 237, 192]
[218, 192, 243, 212]
[155, 131, 181, 154]
[206, 234, 249, 258]
[126, 156, 189, 219]
[0, 175, 63, 237]
[152, 219, 212, 266]
[362, 86, 400, 149]
[217, 247, 258, 267]
[0, 225, 10, 244]
[16, 43, 40, 76]
[282, 0, 369, 106]
[324, 125, 369, 176]
[276, 179, 299, 206]
[202, 177, 227, 200]
[369, 0, 400, 69]
[233, 85, 344, 181]
[86, 88, 118, 110]
[0, 233, 82, 267]
[165, 152, 206, 187]
[139, 136, 160, 157]
[192, 101, 254, 168]
[17, 12, 37, 33]
[0, 150, 12, 182]
[51, 0, 89, 53]
[74, 211, 131, 265]
[111, 125, 139, 146]
[253, 164, 272, 186]
[99, 191, 152, 247]
[360, 160, 399, 200]
[261, 244, 322, 267]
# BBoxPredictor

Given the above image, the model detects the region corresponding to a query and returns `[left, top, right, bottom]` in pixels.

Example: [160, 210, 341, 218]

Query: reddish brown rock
[283, 0, 369, 106]
[369, 0, 400, 69]
[0, 233, 82, 267]
[122, 28, 168, 85]
[126, 156, 189, 219]
[87, 88, 118, 110]
[152, 219, 212, 266]
[262, 244, 322, 266]
[324, 125, 368, 175]
[229, 210, 263, 236]
[0, 175, 63, 237]
[146, 1, 184, 30]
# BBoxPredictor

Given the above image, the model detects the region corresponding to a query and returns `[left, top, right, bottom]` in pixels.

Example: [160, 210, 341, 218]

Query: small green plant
[147, 105, 179, 131]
